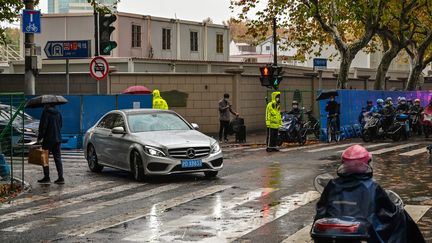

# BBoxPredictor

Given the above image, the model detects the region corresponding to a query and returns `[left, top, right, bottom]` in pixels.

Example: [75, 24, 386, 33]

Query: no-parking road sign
[90, 56, 109, 80]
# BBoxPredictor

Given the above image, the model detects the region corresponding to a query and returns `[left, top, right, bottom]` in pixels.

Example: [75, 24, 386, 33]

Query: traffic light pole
[94, 5, 99, 56]
[272, 17, 277, 66]
[24, 0, 35, 95]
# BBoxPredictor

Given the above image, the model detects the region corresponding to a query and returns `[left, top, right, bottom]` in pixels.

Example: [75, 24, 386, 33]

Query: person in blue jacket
[358, 100, 374, 126]
[314, 145, 425, 243]
[370, 99, 384, 114]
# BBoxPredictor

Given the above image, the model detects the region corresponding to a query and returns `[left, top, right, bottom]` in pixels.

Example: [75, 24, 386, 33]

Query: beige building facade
[31, 12, 230, 61]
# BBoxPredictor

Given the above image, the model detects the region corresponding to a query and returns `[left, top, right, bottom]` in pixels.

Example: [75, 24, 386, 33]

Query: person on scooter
[358, 100, 374, 126]
[287, 100, 302, 121]
[396, 97, 410, 114]
[381, 97, 395, 131]
[410, 99, 423, 135]
[370, 98, 384, 114]
[325, 96, 340, 135]
[314, 144, 425, 243]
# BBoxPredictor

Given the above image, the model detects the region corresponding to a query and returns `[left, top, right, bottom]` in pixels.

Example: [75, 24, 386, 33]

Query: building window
[190, 31, 198, 52]
[132, 25, 141, 47]
[266, 46, 271, 51]
[216, 34, 224, 53]
[162, 28, 171, 50]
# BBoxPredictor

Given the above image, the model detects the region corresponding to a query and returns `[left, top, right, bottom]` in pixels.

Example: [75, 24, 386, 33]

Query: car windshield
[128, 113, 191, 133]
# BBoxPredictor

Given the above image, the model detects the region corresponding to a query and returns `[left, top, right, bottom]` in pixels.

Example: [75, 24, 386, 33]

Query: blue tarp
[318, 90, 432, 140]
[25, 95, 152, 149]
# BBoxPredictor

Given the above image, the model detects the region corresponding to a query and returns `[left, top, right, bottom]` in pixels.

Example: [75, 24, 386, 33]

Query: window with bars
[190, 31, 198, 52]
[132, 25, 141, 47]
[162, 28, 171, 50]
[216, 34, 224, 53]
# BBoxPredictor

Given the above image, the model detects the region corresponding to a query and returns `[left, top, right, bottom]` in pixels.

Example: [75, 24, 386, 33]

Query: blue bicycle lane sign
[22, 10, 41, 34]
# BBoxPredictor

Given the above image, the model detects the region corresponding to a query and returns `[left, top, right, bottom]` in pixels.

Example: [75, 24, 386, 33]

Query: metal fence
[0, 93, 26, 189]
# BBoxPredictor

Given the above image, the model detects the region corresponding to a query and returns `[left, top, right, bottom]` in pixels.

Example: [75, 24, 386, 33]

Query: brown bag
[28, 147, 49, 166]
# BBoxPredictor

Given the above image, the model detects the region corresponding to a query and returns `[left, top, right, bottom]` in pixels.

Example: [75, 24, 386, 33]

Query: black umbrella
[316, 90, 339, 101]
[25, 95, 68, 108]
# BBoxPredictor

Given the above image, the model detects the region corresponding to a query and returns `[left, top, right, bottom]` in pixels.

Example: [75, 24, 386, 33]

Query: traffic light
[272, 66, 283, 90]
[99, 14, 117, 55]
[259, 66, 273, 87]
[259, 65, 283, 90]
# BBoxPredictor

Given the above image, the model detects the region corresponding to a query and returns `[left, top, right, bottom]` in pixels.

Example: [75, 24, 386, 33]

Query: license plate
[181, 159, 202, 168]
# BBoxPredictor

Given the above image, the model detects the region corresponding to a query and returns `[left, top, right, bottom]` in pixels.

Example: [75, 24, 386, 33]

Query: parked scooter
[278, 112, 306, 145]
[421, 106, 432, 138]
[387, 113, 410, 141]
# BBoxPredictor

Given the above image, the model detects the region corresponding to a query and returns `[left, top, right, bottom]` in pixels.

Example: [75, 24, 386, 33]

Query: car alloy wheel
[131, 150, 145, 182]
[87, 144, 103, 172]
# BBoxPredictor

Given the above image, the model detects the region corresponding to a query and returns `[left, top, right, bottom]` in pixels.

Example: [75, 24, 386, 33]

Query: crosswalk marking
[123, 187, 277, 242]
[0, 183, 144, 224]
[307, 143, 357, 153]
[180, 191, 320, 243]
[336, 143, 390, 153]
[371, 143, 420, 155]
[1, 184, 184, 233]
[59, 184, 232, 237]
[399, 147, 427, 156]
[0, 180, 112, 209]
[280, 204, 432, 243]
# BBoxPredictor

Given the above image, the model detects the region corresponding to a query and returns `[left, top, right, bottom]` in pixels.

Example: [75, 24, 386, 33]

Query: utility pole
[272, 17, 277, 66]
[94, 4, 99, 56]
[24, 0, 35, 95]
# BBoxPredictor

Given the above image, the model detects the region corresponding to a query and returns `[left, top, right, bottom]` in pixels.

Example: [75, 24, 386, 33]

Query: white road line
[336, 143, 390, 153]
[307, 143, 358, 153]
[59, 184, 232, 237]
[280, 204, 431, 243]
[0, 180, 112, 209]
[1, 184, 184, 233]
[123, 187, 277, 242]
[371, 143, 420, 155]
[280, 143, 325, 152]
[399, 147, 427, 157]
[0, 183, 144, 224]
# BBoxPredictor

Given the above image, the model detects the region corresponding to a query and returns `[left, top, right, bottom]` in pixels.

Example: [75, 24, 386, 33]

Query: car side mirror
[112, 126, 125, 134]
[191, 123, 199, 130]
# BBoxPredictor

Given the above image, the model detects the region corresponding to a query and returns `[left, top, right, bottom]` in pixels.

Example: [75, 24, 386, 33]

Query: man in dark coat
[37, 104, 64, 184]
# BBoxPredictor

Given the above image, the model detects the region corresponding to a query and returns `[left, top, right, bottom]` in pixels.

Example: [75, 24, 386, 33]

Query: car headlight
[211, 142, 221, 154]
[144, 146, 166, 157]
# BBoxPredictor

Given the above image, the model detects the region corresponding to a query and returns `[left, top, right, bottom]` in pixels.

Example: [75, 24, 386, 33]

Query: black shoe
[54, 178, 65, 184]
[37, 177, 51, 184]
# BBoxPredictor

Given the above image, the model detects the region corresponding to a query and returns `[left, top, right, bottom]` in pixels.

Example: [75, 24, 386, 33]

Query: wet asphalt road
[1, 137, 432, 243]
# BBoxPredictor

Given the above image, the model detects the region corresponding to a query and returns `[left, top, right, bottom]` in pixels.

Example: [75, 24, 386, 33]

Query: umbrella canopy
[122, 86, 152, 94]
[316, 90, 339, 101]
[25, 95, 68, 108]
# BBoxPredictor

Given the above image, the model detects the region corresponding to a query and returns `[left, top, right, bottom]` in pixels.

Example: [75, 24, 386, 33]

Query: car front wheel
[131, 150, 145, 182]
[87, 144, 103, 172]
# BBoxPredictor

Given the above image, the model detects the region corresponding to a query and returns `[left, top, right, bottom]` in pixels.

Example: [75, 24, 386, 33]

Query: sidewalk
[219, 132, 267, 148]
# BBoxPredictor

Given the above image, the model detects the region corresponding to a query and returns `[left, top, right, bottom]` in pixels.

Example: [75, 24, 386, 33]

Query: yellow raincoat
[152, 89, 169, 110]
[266, 91, 282, 129]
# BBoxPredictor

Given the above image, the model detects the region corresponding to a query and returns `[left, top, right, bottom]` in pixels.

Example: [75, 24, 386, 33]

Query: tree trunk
[337, 52, 354, 89]
[406, 64, 423, 90]
[374, 47, 399, 90]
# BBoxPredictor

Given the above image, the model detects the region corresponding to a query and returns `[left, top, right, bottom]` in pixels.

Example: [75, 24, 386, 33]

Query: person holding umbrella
[26, 95, 66, 184]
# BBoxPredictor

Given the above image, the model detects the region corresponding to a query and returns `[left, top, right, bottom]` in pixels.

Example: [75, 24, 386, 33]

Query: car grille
[168, 147, 210, 159]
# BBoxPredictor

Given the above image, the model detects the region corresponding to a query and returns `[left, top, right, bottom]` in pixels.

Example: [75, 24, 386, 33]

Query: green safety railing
[0, 92, 26, 190]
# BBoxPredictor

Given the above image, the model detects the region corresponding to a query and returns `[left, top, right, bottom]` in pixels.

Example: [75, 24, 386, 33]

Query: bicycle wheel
[327, 126, 332, 143]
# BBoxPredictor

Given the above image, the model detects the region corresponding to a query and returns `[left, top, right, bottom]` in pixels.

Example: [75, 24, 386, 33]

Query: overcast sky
[37, 0, 246, 24]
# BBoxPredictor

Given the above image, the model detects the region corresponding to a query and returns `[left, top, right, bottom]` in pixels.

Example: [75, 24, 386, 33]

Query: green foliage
[0, 0, 24, 44]
[87, 0, 120, 14]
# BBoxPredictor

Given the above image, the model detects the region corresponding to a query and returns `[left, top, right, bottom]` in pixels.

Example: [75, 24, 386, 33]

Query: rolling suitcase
[235, 125, 246, 143]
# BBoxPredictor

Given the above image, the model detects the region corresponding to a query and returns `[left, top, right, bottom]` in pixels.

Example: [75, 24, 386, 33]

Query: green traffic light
[103, 42, 118, 54]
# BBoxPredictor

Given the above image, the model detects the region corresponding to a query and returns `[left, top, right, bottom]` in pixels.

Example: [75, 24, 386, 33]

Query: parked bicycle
[303, 110, 320, 140]
[327, 114, 340, 143]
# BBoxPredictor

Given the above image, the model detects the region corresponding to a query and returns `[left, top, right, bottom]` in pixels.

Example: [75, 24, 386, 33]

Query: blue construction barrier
[318, 90, 432, 141]
[25, 95, 152, 149]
